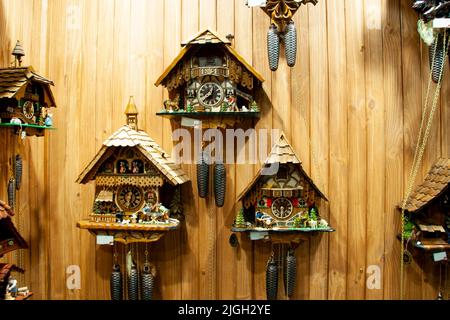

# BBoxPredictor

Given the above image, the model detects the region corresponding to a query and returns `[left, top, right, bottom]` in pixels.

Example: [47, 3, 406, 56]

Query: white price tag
[433, 18, 450, 29]
[246, 0, 266, 8]
[250, 231, 269, 240]
[181, 117, 202, 128]
[433, 251, 447, 262]
[96, 235, 114, 246]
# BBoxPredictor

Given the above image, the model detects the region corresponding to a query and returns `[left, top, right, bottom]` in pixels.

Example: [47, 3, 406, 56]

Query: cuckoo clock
[401, 159, 450, 255]
[155, 29, 264, 127]
[76, 97, 189, 300]
[0, 41, 56, 137]
[400, 158, 450, 299]
[231, 133, 333, 300]
[77, 97, 189, 243]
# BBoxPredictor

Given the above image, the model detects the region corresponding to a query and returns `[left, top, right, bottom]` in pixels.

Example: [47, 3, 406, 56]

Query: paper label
[250, 231, 269, 240]
[181, 117, 202, 128]
[246, 0, 266, 7]
[433, 251, 447, 262]
[96, 235, 114, 246]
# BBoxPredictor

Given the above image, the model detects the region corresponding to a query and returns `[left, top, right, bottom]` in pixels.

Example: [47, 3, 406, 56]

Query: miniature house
[76, 97, 189, 244]
[403, 158, 450, 252]
[233, 133, 332, 233]
[155, 29, 264, 117]
[0, 41, 56, 137]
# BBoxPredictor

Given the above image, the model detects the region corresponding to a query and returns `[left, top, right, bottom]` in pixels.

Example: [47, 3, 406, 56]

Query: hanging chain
[400, 30, 449, 300]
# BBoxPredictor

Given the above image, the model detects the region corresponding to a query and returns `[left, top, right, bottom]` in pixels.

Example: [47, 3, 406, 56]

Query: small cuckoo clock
[76, 97, 190, 244]
[233, 133, 332, 234]
[231, 133, 333, 300]
[401, 159, 450, 255]
[155, 29, 264, 126]
[0, 41, 56, 137]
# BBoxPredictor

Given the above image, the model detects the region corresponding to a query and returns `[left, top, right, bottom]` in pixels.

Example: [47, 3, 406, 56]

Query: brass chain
[400, 30, 449, 299]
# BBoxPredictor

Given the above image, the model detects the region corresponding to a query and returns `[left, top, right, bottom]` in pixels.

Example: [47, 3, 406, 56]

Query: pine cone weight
[110, 264, 123, 301]
[267, 24, 280, 71]
[8, 178, 15, 209]
[284, 21, 297, 67]
[128, 266, 139, 300]
[266, 256, 278, 300]
[284, 249, 297, 297]
[15, 155, 22, 191]
[214, 162, 226, 208]
[141, 263, 155, 301]
[197, 152, 209, 198]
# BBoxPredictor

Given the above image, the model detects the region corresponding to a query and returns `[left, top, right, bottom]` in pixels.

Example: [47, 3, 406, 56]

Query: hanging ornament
[141, 262, 155, 301]
[110, 264, 123, 301]
[284, 21, 297, 68]
[284, 248, 297, 297]
[8, 178, 16, 210]
[15, 155, 22, 191]
[267, 24, 280, 71]
[127, 251, 139, 300]
[197, 151, 209, 198]
[266, 254, 278, 300]
[214, 161, 226, 208]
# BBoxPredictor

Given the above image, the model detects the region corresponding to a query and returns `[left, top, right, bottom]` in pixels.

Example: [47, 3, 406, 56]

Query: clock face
[22, 101, 35, 119]
[271, 197, 294, 220]
[116, 185, 144, 212]
[197, 82, 224, 108]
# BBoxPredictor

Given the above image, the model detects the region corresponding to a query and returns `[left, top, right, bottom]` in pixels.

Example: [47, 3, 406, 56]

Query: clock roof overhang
[0, 66, 56, 108]
[76, 124, 190, 186]
[154, 29, 265, 87]
[237, 133, 328, 202]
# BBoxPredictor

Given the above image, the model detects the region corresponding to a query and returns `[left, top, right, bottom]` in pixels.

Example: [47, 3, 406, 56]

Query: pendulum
[197, 150, 209, 198]
[8, 177, 16, 210]
[284, 247, 297, 297]
[141, 249, 155, 301]
[15, 155, 22, 191]
[284, 21, 297, 68]
[267, 24, 280, 71]
[127, 251, 139, 300]
[266, 253, 278, 300]
[214, 161, 226, 208]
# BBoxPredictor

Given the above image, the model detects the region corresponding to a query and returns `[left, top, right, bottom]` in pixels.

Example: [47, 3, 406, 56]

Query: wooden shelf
[413, 240, 450, 252]
[232, 226, 335, 244]
[0, 123, 55, 137]
[77, 219, 180, 244]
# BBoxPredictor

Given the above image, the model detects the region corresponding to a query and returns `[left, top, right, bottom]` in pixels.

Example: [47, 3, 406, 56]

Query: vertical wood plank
[327, 0, 348, 301]
[364, 0, 386, 300]
[382, 0, 403, 300]
[308, 1, 329, 300]
[345, 0, 367, 300]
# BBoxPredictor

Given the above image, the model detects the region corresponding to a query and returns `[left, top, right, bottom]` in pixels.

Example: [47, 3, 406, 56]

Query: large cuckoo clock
[76, 97, 190, 244]
[0, 41, 56, 137]
[155, 29, 264, 125]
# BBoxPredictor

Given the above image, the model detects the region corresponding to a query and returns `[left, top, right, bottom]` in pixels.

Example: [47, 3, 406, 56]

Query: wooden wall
[0, 0, 448, 300]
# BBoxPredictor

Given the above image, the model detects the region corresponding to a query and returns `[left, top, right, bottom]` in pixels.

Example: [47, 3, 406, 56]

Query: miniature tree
[235, 208, 246, 227]
[170, 188, 184, 220]
[309, 208, 318, 221]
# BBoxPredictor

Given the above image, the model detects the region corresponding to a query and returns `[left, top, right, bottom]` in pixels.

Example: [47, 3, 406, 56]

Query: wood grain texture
[0, 0, 448, 300]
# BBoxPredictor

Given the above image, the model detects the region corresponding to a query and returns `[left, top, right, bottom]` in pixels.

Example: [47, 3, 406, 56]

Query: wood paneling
[0, 0, 448, 300]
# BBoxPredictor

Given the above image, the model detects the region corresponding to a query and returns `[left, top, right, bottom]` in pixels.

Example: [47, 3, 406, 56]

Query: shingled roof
[0, 66, 56, 107]
[403, 158, 450, 213]
[237, 133, 327, 201]
[0, 201, 28, 256]
[155, 28, 264, 87]
[77, 122, 189, 186]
